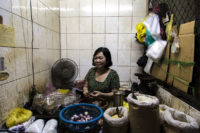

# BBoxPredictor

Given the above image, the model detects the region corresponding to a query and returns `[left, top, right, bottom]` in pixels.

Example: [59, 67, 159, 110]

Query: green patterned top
[85, 67, 120, 93]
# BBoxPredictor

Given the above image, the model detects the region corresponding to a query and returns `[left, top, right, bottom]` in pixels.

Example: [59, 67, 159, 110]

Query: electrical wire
[29, 0, 35, 90]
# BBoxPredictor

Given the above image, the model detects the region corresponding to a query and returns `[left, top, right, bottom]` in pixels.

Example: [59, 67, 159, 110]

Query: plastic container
[59, 103, 103, 132]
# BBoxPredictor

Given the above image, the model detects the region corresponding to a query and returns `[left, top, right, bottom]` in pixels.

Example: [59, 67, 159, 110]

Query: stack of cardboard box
[151, 21, 195, 93]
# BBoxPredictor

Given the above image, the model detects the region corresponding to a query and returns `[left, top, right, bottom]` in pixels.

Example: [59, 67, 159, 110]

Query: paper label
[0, 24, 15, 47]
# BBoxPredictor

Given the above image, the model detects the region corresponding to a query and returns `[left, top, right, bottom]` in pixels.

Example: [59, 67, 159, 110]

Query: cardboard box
[151, 26, 176, 83]
[173, 77, 189, 93]
[168, 21, 195, 92]
[151, 42, 170, 81]
[150, 21, 194, 93]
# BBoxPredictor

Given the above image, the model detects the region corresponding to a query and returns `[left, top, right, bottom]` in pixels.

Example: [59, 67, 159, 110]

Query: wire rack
[150, 0, 200, 101]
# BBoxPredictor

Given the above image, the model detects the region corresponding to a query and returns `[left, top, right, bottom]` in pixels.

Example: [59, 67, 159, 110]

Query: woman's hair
[92, 47, 113, 68]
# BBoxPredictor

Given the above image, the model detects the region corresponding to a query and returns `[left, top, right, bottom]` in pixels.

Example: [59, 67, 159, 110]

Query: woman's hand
[90, 91, 102, 97]
[83, 90, 89, 96]
[83, 81, 89, 97]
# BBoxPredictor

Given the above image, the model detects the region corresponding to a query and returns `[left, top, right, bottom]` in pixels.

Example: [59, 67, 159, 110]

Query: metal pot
[113, 91, 124, 107]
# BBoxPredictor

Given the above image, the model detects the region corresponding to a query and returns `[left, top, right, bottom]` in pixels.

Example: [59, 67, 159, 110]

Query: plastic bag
[33, 91, 66, 115]
[43, 92, 65, 115]
[146, 40, 167, 62]
[143, 13, 161, 40]
[25, 119, 44, 133]
[171, 36, 180, 54]
[42, 119, 58, 133]
[123, 101, 129, 110]
[137, 53, 148, 67]
[45, 82, 57, 96]
[6, 108, 32, 128]
[136, 23, 146, 43]
[144, 58, 154, 74]
[145, 29, 155, 45]
[8, 116, 35, 132]
[32, 94, 45, 114]
[62, 91, 77, 106]
[166, 14, 174, 42]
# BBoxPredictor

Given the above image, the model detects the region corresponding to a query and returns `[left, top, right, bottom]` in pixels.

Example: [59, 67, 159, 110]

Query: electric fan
[51, 58, 78, 89]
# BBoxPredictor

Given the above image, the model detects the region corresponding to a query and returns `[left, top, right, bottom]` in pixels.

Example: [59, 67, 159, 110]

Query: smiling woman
[83, 47, 120, 99]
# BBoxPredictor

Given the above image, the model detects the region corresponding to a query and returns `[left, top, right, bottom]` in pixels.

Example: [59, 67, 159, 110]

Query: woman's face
[94, 52, 106, 68]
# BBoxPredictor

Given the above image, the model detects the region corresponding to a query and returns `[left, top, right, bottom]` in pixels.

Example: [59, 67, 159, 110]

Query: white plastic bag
[144, 58, 154, 74]
[42, 119, 58, 133]
[9, 116, 35, 132]
[146, 40, 167, 62]
[143, 13, 161, 40]
[171, 36, 180, 54]
[25, 119, 44, 133]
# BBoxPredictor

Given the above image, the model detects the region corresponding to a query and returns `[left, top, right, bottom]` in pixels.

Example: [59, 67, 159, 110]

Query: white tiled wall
[0, 0, 147, 126]
[60, 0, 147, 85]
[0, 0, 60, 125]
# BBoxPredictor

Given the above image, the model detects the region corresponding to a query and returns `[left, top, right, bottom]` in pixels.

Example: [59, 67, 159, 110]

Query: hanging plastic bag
[137, 53, 148, 67]
[171, 36, 180, 54]
[6, 107, 32, 128]
[143, 13, 161, 40]
[146, 40, 168, 62]
[144, 58, 154, 74]
[136, 23, 146, 43]
[166, 14, 174, 42]
[145, 29, 155, 45]
[135, 14, 151, 43]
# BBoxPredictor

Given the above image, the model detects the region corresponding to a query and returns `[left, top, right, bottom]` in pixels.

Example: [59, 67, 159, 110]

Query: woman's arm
[83, 81, 89, 96]
[91, 89, 117, 99]
[99, 91, 114, 98]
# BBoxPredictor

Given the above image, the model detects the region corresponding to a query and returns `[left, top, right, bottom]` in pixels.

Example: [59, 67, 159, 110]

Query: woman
[83, 47, 120, 99]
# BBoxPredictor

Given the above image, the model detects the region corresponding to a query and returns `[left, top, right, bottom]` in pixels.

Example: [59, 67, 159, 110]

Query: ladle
[116, 106, 122, 118]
